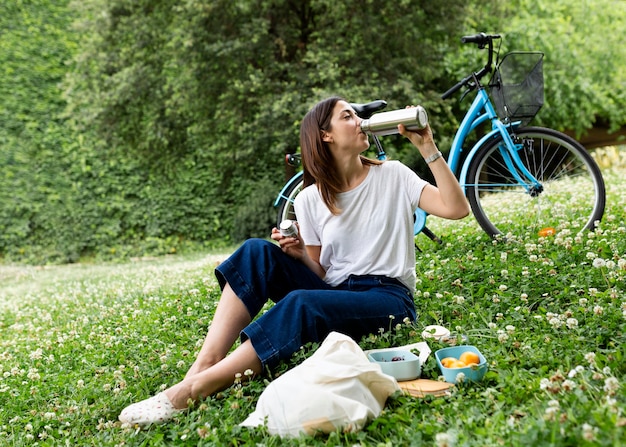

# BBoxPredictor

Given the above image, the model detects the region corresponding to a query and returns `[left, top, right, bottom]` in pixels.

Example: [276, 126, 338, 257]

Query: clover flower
[29, 349, 43, 360]
[592, 258, 606, 268]
[435, 432, 453, 447]
[603, 377, 619, 395]
[584, 352, 596, 365]
[497, 330, 509, 343]
[582, 423, 597, 441]
[561, 379, 576, 391]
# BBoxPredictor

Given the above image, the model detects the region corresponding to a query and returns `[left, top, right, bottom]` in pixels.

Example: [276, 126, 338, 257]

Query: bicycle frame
[452, 88, 543, 193]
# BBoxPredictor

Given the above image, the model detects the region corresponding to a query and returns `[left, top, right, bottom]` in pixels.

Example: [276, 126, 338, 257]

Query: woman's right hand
[271, 225, 306, 260]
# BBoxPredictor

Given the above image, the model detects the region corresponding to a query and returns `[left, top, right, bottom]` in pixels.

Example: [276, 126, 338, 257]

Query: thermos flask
[360, 106, 428, 136]
[279, 219, 299, 238]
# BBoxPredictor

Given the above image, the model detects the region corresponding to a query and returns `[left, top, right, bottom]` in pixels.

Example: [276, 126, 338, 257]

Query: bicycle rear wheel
[466, 127, 605, 238]
[276, 177, 304, 228]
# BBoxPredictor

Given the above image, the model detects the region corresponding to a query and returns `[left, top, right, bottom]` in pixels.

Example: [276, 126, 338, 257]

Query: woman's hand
[271, 224, 306, 260]
[397, 122, 435, 149]
[271, 224, 327, 279]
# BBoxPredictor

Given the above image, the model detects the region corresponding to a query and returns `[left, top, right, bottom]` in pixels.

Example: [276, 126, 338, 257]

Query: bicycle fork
[494, 123, 544, 196]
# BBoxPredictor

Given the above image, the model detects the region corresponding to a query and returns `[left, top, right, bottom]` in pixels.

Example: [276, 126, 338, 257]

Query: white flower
[592, 258, 606, 268]
[604, 377, 619, 394]
[584, 352, 596, 364]
[562, 379, 576, 391]
[549, 317, 562, 328]
[568, 366, 584, 378]
[566, 318, 578, 329]
[435, 432, 452, 447]
[29, 349, 43, 360]
[582, 423, 597, 441]
[497, 331, 509, 343]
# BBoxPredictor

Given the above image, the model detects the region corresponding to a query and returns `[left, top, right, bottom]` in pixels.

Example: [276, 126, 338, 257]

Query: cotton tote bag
[240, 331, 400, 437]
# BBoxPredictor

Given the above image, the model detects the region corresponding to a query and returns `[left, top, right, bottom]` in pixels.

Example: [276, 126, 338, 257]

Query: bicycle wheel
[276, 177, 304, 228]
[466, 127, 605, 238]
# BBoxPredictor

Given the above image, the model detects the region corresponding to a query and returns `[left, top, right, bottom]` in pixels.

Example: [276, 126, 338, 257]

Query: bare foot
[164, 381, 195, 409]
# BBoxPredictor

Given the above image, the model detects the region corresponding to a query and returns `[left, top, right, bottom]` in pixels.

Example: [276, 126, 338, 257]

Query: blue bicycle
[275, 33, 605, 240]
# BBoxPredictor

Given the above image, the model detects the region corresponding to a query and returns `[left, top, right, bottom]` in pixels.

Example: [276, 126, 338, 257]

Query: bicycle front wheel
[466, 127, 605, 238]
[276, 178, 304, 228]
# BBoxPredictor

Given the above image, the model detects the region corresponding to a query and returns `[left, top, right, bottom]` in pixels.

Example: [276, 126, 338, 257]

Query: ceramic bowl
[368, 349, 421, 381]
[435, 345, 488, 384]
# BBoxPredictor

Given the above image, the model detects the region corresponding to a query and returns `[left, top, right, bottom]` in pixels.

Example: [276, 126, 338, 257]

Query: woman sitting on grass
[119, 96, 469, 426]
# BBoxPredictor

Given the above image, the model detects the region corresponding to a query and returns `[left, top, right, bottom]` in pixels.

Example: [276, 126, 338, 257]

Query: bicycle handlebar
[441, 33, 501, 100]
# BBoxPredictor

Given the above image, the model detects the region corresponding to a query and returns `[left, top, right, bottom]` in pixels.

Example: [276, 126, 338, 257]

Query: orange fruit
[538, 227, 556, 237]
[449, 360, 467, 368]
[441, 357, 457, 368]
[459, 351, 480, 366]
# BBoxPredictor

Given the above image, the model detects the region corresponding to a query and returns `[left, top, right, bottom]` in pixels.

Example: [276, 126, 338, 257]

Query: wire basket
[489, 52, 544, 126]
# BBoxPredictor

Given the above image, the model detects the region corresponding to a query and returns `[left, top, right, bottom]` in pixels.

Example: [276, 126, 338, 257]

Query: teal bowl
[435, 345, 487, 384]
[368, 349, 421, 381]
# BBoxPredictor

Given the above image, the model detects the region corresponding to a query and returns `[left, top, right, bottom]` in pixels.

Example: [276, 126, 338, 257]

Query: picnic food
[459, 351, 480, 366]
[441, 352, 480, 368]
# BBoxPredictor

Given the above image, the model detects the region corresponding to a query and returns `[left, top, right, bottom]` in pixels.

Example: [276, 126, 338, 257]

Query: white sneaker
[119, 392, 185, 426]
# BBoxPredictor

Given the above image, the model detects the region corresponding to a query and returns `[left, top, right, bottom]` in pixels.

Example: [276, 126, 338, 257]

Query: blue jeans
[215, 239, 416, 370]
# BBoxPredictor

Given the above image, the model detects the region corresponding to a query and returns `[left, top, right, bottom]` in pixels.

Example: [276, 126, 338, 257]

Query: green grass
[1, 168, 625, 446]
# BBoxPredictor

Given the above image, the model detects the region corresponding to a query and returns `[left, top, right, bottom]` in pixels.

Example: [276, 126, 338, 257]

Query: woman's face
[323, 100, 370, 155]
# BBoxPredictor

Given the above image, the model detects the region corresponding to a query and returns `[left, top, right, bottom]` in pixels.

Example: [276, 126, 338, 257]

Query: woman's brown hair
[300, 96, 382, 215]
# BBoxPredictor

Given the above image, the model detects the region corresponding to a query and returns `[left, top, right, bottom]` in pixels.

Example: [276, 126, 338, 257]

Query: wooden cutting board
[397, 379, 454, 398]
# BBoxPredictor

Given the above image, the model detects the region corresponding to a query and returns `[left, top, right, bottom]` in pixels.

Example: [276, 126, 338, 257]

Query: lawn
[1, 166, 625, 446]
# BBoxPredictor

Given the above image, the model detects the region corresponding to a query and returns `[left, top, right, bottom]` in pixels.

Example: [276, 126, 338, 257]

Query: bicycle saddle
[350, 100, 387, 119]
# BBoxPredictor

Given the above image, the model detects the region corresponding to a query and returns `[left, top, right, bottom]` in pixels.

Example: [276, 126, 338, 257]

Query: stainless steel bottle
[360, 106, 428, 136]
[279, 219, 298, 237]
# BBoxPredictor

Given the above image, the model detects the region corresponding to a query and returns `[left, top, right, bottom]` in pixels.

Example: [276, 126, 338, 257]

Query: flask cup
[360, 106, 428, 136]
[279, 219, 299, 238]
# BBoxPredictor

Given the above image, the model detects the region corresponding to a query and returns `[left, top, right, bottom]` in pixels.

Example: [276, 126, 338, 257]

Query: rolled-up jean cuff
[240, 322, 281, 369]
[214, 258, 260, 317]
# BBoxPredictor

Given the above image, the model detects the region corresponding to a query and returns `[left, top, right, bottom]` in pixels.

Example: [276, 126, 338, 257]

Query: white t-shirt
[294, 160, 428, 291]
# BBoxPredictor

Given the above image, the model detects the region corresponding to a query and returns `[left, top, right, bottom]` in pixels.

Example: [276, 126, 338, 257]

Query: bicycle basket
[489, 52, 544, 126]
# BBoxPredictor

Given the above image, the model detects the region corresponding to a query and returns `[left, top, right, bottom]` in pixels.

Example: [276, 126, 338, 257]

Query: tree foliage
[1, 0, 626, 263]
